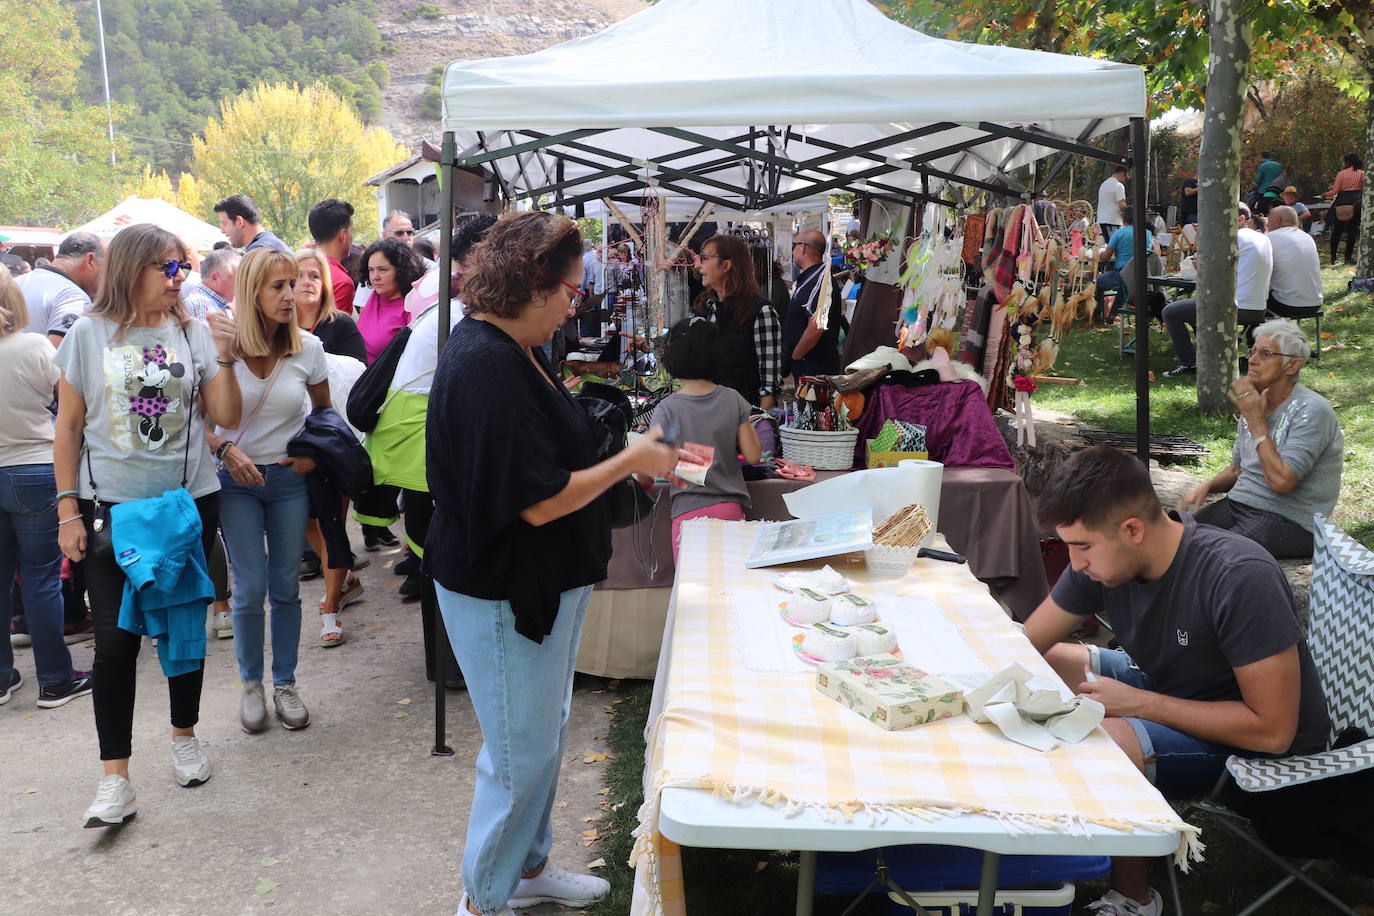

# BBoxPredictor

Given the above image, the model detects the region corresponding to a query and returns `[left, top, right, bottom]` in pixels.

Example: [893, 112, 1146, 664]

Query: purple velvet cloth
[854, 379, 1015, 471]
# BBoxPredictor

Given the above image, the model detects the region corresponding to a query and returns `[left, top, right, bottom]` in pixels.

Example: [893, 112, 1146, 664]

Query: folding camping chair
[1165, 514, 1374, 915]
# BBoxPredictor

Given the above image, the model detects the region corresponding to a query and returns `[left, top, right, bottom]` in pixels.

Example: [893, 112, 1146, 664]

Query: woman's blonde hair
[0, 269, 31, 336]
[234, 248, 302, 358]
[89, 223, 191, 339]
[294, 247, 338, 327]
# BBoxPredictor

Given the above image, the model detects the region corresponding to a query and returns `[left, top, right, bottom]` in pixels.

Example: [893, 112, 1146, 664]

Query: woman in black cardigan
[426, 211, 681, 916]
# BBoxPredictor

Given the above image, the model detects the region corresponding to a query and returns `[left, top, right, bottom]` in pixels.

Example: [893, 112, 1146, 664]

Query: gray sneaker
[170, 735, 211, 787]
[273, 684, 310, 730]
[241, 681, 269, 733]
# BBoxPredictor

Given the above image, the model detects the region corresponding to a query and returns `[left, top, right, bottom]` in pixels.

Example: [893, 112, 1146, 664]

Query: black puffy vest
[711, 295, 763, 406]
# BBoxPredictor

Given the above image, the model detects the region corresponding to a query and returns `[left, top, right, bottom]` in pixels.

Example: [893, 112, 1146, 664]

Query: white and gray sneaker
[210, 611, 233, 639]
[241, 681, 268, 733]
[507, 861, 611, 908]
[83, 774, 137, 828]
[1087, 888, 1163, 916]
[273, 684, 310, 730]
[171, 735, 211, 787]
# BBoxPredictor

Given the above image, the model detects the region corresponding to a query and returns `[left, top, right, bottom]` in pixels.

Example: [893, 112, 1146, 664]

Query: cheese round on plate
[850, 623, 898, 656]
[789, 587, 833, 624]
[802, 622, 857, 661]
[829, 593, 878, 626]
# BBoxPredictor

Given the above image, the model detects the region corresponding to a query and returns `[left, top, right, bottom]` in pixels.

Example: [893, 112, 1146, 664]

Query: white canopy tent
[441, 0, 1145, 211]
[68, 196, 227, 251]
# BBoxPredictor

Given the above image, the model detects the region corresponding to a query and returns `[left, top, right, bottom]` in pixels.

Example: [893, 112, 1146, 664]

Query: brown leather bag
[1336, 204, 1357, 221]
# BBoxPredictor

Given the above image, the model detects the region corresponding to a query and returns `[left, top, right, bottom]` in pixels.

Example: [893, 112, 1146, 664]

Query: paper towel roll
[896, 459, 942, 546]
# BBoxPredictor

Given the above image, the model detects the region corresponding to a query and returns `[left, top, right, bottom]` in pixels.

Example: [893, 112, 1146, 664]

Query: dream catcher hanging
[895, 203, 964, 350]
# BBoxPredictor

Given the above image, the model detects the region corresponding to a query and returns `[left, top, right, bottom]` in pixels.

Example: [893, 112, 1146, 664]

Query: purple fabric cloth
[854, 379, 1014, 471]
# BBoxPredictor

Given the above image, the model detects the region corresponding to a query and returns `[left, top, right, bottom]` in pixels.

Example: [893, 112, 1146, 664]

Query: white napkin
[945, 664, 1105, 752]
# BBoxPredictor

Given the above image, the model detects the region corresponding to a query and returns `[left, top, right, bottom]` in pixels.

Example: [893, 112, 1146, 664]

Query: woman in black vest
[692, 234, 781, 408]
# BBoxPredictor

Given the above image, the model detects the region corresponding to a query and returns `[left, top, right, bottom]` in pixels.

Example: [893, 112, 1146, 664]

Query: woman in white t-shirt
[208, 248, 330, 736]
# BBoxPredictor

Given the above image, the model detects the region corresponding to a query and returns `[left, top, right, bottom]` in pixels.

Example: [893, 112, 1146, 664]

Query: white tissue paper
[944, 664, 1105, 752]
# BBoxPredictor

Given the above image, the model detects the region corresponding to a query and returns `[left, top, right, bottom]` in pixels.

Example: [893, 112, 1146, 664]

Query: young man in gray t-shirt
[1026, 446, 1330, 916]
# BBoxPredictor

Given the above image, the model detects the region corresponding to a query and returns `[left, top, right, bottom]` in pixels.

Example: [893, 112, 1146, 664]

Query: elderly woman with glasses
[1178, 319, 1344, 558]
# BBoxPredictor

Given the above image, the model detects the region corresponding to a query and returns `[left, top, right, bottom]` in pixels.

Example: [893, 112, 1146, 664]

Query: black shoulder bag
[575, 381, 655, 529]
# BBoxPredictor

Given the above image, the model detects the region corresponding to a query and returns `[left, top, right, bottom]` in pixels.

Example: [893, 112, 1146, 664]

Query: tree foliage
[0, 0, 137, 225]
[75, 0, 387, 174]
[187, 83, 406, 246]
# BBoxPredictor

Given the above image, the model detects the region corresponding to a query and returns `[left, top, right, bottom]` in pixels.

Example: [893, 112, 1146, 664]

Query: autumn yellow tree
[187, 83, 406, 246]
[121, 166, 208, 217]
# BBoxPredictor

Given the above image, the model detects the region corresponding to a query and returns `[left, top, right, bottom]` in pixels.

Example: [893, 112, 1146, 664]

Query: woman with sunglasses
[53, 223, 242, 827]
[427, 211, 682, 916]
[208, 248, 331, 730]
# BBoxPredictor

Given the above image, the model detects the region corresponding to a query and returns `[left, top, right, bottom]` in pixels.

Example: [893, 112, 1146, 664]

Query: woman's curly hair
[460, 211, 582, 318]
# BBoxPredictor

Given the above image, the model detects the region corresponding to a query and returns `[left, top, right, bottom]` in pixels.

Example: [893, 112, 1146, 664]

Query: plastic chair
[1117, 252, 1165, 356]
[1166, 514, 1374, 915]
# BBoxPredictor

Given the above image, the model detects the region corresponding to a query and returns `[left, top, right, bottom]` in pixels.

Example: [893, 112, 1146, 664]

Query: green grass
[598, 683, 1373, 915]
[1034, 264, 1374, 547]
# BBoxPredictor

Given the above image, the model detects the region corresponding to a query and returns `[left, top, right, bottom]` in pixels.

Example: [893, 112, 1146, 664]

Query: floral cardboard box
[815, 654, 963, 731]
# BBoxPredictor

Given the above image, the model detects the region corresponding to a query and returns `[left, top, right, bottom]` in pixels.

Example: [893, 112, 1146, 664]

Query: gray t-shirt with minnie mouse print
[55, 315, 221, 502]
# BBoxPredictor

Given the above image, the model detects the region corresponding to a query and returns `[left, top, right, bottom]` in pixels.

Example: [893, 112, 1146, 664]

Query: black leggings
[1330, 214, 1360, 264]
[79, 493, 219, 761]
[401, 489, 460, 681]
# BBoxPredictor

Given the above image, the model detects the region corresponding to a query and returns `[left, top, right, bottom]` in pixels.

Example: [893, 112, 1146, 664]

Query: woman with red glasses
[52, 223, 242, 827]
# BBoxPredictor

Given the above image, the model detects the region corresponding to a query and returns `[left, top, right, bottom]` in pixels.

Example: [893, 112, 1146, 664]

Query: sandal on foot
[319, 613, 345, 647]
[339, 577, 365, 609]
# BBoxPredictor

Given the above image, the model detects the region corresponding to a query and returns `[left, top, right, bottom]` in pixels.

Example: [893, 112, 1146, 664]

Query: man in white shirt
[18, 231, 105, 346]
[1096, 165, 1130, 236]
[1162, 203, 1273, 376]
[1264, 206, 1322, 315]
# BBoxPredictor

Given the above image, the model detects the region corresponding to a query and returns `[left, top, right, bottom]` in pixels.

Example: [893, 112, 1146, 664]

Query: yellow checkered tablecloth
[630, 519, 1198, 914]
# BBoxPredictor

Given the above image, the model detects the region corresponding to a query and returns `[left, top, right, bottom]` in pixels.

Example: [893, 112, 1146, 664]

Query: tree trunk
[1358, 82, 1374, 277]
[1196, 0, 1252, 416]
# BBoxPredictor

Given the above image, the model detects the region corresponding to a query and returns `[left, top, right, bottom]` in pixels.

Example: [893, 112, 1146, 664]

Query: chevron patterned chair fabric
[1167, 514, 1373, 915]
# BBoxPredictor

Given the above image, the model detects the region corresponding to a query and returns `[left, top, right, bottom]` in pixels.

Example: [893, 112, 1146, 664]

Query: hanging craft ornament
[896, 202, 964, 350]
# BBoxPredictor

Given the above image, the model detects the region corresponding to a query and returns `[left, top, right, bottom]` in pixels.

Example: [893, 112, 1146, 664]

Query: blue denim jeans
[437, 582, 593, 914]
[1090, 645, 1234, 798]
[219, 464, 310, 686]
[0, 464, 75, 687]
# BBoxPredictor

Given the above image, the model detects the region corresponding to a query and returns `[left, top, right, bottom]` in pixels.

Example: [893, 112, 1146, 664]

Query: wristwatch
[1253, 434, 1270, 449]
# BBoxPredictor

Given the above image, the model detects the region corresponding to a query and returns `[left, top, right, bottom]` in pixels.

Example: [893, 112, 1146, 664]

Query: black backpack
[345, 310, 428, 433]
[575, 381, 655, 529]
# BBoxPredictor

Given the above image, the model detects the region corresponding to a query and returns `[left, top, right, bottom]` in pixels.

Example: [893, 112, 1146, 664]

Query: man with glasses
[383, 210, 436, 269]
[1162, 203, 1272, 378]
[1178, 319, 1343, 559]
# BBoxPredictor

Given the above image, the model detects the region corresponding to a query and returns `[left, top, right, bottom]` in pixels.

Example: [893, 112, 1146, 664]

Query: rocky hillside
[376, 0, 646, 145]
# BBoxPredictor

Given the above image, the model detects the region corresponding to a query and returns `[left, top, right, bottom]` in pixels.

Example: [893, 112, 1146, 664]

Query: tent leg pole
[433, 129, 457, 758]
[1130, 117, 1150, 465]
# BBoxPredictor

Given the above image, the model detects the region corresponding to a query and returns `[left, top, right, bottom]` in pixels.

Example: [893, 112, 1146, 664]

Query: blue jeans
[219, 465, 310, 686]
[1090, 646, 1234, 798]
[0, 464, 75, 687]
[437, 583, 593, 914]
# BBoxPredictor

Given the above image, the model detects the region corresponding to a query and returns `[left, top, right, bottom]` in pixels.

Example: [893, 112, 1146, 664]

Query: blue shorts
[1088, 646, 1233, 799]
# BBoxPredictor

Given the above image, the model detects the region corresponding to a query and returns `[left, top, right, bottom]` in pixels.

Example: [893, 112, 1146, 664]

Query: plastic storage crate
[886, 881, 1076, 915]
[815, 845, 1110, 895]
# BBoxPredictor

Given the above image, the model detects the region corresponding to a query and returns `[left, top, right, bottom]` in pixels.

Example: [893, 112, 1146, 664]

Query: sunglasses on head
[153, 259, 193, 279]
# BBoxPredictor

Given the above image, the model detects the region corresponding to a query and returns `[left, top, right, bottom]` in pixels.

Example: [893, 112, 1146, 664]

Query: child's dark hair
[664, 317, 719, 381]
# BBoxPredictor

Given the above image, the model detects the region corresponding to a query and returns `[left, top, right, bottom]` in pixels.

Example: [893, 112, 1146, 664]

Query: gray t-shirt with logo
[1052, 512, 1330, 755]
[54, 315, 222, 502]
[651, 385, 752, 518]
[1229, 382, 1342, 531]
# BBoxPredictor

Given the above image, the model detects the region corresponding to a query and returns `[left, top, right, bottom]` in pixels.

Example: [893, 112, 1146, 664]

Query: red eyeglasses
[546, 274, 583, 298]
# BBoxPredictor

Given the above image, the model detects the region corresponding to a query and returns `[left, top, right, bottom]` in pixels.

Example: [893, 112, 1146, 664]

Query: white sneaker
[211, 611, 233, 639]
[171, 735, 211, 787]
[507, 861, 611, 908]
[456, 892, 514, 916]
[1087, 888, 1163, 916]
[83, 774, 137, 828]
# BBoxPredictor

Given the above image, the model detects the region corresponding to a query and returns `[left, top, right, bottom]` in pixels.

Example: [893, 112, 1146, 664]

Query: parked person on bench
[1178, 319, 1342, 559]
[1027, 445, 1331, 916]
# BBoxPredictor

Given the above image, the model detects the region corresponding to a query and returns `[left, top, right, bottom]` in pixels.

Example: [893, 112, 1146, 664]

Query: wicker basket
[779, 427, 860, 471]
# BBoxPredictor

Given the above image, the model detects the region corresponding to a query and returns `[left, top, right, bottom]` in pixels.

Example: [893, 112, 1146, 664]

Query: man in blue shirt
[1094, 210, 1154, 322]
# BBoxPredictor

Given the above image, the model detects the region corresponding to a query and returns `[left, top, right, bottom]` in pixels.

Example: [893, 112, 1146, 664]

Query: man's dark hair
[1112, 164, 1129, 176]
[212, 240, 231, 250]
[451, 213, 499, 263]
[1260, 150, 1273, 160]
[57, 231, 102, 259]
[308, 198, 354, 243]
[663, 317, 720, 381]
[413, 237, 436, 261]
[1036, 446, 1163, 532]
[214, 194, 261, 225]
